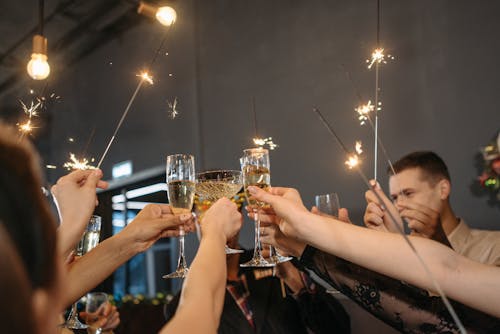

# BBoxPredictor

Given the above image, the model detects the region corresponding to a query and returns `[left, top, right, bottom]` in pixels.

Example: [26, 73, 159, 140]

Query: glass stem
[177, 227, 187, 270]
[68, 302, 78, 320]
[252, 209, 264, 260]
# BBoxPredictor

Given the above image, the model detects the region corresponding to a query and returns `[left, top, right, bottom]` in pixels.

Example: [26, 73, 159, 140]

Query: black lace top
[297, 246, 500, 334]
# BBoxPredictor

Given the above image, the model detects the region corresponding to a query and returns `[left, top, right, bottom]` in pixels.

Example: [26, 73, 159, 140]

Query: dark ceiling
[0, 0, 169, 98]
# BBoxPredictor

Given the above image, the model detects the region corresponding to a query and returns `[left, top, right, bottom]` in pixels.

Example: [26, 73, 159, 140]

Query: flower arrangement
[478, 131, 500, 201]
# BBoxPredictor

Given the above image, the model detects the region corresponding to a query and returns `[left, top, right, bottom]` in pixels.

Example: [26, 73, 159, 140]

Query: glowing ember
[63, 153, 96, 171]
[137, 71, 154, 85]
[253, 137, 278, 150]
[18, 119, 35, 134]
[355, 141, 363, 154]
[345, 141, 363, 169]
[20, 100, 42, 117]
[366, 48, 394, 69]
[168, 97, 179, 119]
[345, 154, 360, 169]
[356, 101, 374, 125]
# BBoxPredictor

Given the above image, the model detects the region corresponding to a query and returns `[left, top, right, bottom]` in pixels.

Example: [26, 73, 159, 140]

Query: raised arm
[160, 198, 242, 334]
[248, 186, 500, 318]
[62, 204, 193, 307]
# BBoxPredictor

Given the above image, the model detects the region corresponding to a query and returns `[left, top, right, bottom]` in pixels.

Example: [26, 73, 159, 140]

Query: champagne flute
[61, 215, 102, 329]
[163, 154, 195, 279]
[195, 170, 244, 254]
[240, 148, 275, 267]
[315, 193, 341, 294]
[84, 292, 110, 334]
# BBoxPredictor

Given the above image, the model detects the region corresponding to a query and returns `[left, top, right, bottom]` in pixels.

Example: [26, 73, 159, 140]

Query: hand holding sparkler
[363, 181, 402, 233]
[52, 169, 109, 259]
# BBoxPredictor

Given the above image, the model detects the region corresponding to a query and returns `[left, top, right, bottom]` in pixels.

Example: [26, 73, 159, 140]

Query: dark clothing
[165, 249, 350, 334]
[297, 246, 500, 334]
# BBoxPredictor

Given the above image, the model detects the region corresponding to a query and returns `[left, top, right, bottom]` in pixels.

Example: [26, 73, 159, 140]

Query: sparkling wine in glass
[163, 154, 195, 279]
[240, 148, 281, 267]
[61, 215, 101, 329]
[196, 170, 244, 254]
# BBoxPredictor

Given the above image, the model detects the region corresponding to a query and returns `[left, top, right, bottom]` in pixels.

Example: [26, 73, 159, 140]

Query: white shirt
[448, 219, 500, 266]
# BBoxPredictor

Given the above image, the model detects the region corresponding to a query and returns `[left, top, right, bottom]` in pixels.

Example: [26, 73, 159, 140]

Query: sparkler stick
[97, 79, 144, 168]
[251, 96, 278, 150]
[96, 27, 172, 169]
[373, 0, 381, 181]
[312, 107, 466, 334]
[341, 63, 397, 176]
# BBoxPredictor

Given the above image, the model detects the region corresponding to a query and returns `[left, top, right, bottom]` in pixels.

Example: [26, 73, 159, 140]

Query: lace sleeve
[298, 246, 500, 334]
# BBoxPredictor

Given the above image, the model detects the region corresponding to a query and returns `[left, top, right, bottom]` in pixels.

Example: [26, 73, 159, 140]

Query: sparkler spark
[137, 71, 154, 85]
[345, 141, 363, 169]
[63, 153, 96, 171]
[20, 100, 42, 117]
[167, 97, 179, 119]
[366, 48, 394, 69]
[18, 119, 35, 134]
[356, 101, 375, 125]
[46, 164, 57, 169]
[253, 137, 278, 150]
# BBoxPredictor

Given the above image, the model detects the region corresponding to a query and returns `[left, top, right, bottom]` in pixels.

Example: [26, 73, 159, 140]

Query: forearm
[299, 247, 500, 333]
[160, 233, 226, 334]
[180, 232, 226, 322]
[62, 233, 139, 307]
[297, 212, 500, 317]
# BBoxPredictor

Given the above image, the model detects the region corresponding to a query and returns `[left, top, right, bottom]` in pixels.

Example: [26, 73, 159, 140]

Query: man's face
[388, 167, 443, 212]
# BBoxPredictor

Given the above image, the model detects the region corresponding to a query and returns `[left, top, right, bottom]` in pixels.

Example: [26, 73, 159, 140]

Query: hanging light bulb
[138, 2, 177, 26]
[27, 34, 50, 80]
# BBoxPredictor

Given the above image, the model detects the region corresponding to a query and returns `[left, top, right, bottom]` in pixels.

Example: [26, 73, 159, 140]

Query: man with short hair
[364, 151, 500, 266]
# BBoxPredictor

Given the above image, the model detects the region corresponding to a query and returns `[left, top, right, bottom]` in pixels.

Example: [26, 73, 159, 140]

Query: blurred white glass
[85, 292, 110, 334]
[315, 193, 341, 294]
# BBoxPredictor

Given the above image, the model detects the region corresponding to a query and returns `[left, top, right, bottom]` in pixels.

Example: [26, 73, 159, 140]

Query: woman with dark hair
[0, 224, 37, 333]
[0, 122, 244, 333]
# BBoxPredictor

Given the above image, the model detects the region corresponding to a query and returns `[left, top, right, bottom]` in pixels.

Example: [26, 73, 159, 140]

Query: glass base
[163, 267, 189, 279]
[268, 254, 293, 264]
[60, 318, 88, 330]
[240, 256, 275, 268]
[225, 245, 244, 254]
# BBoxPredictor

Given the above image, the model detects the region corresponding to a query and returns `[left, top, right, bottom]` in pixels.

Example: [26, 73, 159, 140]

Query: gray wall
[24, 0, 500, 230]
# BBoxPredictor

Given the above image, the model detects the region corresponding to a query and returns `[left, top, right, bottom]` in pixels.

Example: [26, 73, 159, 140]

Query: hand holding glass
[61, 215, 101, 329]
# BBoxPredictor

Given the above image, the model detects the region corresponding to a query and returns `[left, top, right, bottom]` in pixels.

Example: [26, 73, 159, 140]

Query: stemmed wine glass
[240, 148, 288, 267]
[61, 215, 102, 329]
[84, 292, 110, 334]
[196, 170, 244, 254]
[315, 193, 341, 294]
[163, 154, 196, 279]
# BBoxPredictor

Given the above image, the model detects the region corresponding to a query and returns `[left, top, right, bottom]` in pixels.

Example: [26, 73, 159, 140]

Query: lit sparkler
[137, 71, 154, 85]
[168, 97, 179, 119]
[345, 141, 363, 169]
[355, 101, 374, 125]
[366, 48, 394, 69]
[253, 137, 278, 150]
[20, 100, 42, 117]
[17, 119, 35, 135]
[46, 164, 57, 169]
[63, 153, 96, 171]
